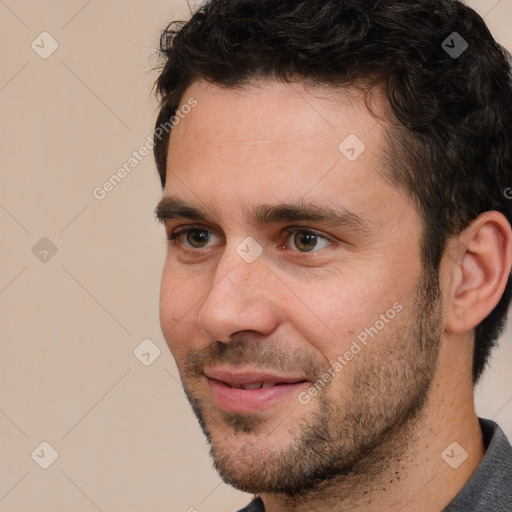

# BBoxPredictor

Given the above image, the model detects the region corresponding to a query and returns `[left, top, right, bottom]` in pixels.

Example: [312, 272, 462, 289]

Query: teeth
[236, 382, 276, 390]
[241, 382, 263, 390]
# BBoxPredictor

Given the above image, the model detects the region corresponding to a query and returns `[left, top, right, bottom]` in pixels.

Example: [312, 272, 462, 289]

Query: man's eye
[167, 227, 330, 253]
[284, 229, 331, 252]
[168, 228, 220, 249]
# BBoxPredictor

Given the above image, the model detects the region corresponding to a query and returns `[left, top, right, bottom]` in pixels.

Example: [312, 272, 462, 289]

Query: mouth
[220, 381, 299, 390]
[204, 367, 310, 413]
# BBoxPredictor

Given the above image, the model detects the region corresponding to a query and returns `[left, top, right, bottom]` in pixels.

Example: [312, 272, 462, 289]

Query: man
[153, 0, 512, 510]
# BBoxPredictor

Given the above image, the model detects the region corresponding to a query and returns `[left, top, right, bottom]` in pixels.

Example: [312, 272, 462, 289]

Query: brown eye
[167, 226, 222, 251]
[293, 231, 319, 252]
[282, 228, 332, 253]
[186, 229, 210, 248]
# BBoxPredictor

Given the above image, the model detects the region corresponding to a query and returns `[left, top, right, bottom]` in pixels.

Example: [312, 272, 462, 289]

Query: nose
[196, 244, 281, 342]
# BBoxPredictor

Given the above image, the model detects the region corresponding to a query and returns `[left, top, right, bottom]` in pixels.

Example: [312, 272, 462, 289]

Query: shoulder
[444, 418, 512, 511]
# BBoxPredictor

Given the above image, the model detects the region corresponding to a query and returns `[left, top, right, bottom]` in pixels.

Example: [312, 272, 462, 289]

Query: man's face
[158, 80, 443, 495]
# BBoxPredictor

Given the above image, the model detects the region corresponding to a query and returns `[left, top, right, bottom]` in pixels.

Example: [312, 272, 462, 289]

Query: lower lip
[206, 378, 309, 414]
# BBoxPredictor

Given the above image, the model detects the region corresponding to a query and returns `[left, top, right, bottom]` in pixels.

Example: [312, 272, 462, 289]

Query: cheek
[292, 273, 409, 363]
[295, 288, 371, 361]
[159, 260, 205, 351]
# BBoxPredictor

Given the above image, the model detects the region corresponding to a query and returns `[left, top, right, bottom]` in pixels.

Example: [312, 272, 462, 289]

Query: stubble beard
[179, 269, 443, 499]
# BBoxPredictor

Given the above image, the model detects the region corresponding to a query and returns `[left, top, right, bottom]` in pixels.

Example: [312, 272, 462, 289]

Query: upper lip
[204, 367, 309, 387]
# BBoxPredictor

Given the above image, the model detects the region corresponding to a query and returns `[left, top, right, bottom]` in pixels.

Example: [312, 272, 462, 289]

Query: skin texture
[158, 79, 512, 511]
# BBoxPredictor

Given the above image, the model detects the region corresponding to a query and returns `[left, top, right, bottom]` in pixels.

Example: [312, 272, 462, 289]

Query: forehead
[168, 79, 385, 164]
[164, 79, 409, 228]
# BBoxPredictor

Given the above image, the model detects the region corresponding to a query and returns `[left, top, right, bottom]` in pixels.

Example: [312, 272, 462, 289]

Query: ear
[444, 211, 512, 335]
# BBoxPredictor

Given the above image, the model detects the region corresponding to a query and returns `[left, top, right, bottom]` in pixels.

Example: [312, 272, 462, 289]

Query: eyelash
[166, 225, 334, 252]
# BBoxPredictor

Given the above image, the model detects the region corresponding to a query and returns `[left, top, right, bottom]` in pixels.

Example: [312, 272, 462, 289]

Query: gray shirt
[236, 418, 512, 511]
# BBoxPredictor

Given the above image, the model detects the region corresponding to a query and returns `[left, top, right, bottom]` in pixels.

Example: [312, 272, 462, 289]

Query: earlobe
[445, 211, 512, 335]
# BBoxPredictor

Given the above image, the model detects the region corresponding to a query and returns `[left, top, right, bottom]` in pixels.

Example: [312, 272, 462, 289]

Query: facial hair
[177, 269, 443, 498]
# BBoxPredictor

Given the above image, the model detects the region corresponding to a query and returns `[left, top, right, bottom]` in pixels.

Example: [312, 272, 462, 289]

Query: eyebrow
[155, 196, 373, 234]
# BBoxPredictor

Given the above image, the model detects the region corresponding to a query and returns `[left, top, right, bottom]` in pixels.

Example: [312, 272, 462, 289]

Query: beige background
[0, 1, 511, 511]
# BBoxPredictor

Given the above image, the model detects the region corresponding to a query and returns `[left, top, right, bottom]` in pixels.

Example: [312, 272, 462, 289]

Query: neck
[261, 359, 484, 512]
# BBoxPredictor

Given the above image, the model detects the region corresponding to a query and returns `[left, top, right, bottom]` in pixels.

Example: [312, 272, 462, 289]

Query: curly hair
[153, 0, 512, 383]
